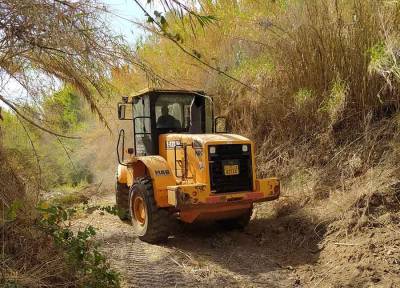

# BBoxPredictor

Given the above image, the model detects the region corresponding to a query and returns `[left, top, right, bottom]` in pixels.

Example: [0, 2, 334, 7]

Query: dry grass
[252, 115, 400, 286]
[3, 1, 400, 286]
[1, 221, 75, 288]
[1, 143, 72, 287]
[204, 1, 400, 155]
[259, 112, 400, 239]
[0, 146, 25, 210]
[327, 163, 400, 236]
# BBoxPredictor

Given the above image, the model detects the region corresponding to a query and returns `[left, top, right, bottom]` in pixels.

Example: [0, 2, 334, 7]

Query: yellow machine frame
[117, 133, 280, 223]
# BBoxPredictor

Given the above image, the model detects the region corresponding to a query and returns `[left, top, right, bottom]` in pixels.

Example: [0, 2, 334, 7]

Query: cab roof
[132, 88, 205, 98]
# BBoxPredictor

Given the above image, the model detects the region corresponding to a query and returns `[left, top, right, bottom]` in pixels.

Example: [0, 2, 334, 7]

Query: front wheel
[129, 177, 175, 243]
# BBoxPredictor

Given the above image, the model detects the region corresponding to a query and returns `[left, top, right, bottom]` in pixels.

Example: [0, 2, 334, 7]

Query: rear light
[274, 185, 280, 194]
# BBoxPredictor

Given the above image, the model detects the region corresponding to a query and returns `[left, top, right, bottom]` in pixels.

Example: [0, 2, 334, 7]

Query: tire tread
[116, 182, 130, 220]
[130, 177, 175, 243]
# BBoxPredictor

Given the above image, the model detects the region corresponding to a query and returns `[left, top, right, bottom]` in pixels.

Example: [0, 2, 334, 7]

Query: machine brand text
[155, 169, 171, 176]
[166, 140, 181, 149]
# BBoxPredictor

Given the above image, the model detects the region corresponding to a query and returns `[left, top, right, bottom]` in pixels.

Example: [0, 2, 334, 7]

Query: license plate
[224, 164, 239, 176]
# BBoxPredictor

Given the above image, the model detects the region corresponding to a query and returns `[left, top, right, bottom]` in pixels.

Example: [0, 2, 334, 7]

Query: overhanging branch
[0, 94, 81, 139]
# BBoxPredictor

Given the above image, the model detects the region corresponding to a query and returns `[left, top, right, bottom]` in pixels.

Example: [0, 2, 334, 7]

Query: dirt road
[74, 191, 322, 288]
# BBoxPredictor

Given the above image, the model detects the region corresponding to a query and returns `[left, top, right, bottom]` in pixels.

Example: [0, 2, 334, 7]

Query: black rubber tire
[129, 177, 175, 243]
[217, 207, 253, 230]
[116, 182, 130, 220]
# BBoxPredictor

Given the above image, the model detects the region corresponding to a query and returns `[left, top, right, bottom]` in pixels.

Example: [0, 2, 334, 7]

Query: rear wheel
[116, 182, 130, 220]
[129, 177, 175, 243]
[217, 207, 253, 230]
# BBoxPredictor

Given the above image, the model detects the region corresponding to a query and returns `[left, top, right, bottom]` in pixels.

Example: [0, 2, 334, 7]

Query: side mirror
[118, 104, 127, 120]
[214, 117, 227, 133]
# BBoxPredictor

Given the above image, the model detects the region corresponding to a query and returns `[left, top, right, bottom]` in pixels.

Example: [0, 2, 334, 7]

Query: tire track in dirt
[73, 185, 400, 287]
[75, 210, 202, 287]
[106, 240, 197, 287]
[74, 193, 304, 288]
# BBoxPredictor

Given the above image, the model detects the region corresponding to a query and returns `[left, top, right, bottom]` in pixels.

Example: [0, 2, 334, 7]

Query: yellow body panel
[117, 165, 127, 184]
[167, 184, 207, 206]
[158, 133, 256, 192]
[167, 177, 279, 222]
[117, 156, 175, 207]
[117, 133, 280, 222]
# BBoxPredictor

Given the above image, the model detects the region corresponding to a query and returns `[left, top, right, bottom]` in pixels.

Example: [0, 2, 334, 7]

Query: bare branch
[15, 115, 43, 195]
[0, 94, 81, 139]
[56, 136, 77, 173]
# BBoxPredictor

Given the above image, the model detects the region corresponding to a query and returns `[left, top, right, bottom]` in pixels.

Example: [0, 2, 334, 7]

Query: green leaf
[193, 49, 202, 59]
[160, 16, 168, 31]
[154, 10, 161, 18]
[6, 200, 22, 221]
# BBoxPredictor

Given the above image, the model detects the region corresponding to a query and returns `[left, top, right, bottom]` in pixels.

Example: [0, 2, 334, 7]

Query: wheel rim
[133, 196, 146, 225]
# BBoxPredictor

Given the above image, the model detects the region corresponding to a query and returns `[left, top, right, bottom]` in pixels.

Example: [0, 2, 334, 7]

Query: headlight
[242, 145, 249, 152]
[209, 146, 216, 154]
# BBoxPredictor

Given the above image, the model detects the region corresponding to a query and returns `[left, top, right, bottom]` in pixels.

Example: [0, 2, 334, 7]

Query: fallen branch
[333, 242, 360, 246]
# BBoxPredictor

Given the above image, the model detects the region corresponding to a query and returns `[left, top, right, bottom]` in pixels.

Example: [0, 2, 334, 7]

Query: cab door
[133, 95, 153, 155]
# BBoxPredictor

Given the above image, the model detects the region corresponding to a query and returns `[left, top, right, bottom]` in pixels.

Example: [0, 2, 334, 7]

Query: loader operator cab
[117, 89, 218, 157]
[116, 88, 280, 244]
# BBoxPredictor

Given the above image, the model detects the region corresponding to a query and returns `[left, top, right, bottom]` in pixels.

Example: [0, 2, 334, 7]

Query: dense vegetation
[2, 0, 400, 287]
[2, 86, 92, 189]
[127, 1, 400, 144]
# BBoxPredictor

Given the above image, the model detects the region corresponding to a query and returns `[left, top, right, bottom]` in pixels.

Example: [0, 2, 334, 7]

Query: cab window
[155, 94, 193, 131]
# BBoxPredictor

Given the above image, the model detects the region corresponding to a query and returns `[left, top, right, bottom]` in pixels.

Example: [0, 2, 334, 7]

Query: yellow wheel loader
[116, 89, 280, 243]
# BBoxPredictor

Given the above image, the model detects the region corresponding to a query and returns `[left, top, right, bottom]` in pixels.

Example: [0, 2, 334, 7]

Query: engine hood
[162, 133, 252, 145]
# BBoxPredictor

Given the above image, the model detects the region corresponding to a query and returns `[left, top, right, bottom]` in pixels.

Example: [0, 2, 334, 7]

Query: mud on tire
[129, 177, 175, 243]
[116, 182, 130, 220]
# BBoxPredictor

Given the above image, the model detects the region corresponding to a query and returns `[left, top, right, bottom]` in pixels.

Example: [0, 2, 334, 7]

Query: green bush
[43, 85, 86, 132]
[37, 202, 120, 288]
[69, 165, 94, 187]
[1, 85, 95, 191]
